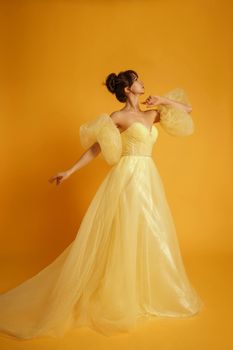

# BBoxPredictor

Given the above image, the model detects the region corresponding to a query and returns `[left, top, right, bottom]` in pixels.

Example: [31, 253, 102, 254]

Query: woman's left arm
[142, 95, 192, 113]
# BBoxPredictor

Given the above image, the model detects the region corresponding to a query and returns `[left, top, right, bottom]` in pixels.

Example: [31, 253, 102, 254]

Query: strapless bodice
[120, 121, 158, 157]
[79, 88, 194, 166]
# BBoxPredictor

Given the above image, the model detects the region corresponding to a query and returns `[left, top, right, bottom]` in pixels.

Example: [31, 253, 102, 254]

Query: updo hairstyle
[104, 70, 138, 102]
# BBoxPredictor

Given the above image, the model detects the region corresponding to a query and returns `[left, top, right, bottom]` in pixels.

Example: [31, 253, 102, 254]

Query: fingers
[48, 175, 63, 185]
[48, 176, 57, 184]
[56, 176, 63, 186]
[141, 95, 153, 104]
[141, 101, 153, 106]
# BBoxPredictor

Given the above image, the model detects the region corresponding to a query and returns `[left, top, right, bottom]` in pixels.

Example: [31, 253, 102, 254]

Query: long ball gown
[0, 88, 204, 339]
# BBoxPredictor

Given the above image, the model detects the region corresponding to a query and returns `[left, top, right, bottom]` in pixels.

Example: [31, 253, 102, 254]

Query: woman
[51, 70, 193, 184]
[0, 70, 204, 340]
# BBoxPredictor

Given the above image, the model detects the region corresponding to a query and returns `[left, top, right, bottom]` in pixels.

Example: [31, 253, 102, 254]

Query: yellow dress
[0, 88, 204, 339]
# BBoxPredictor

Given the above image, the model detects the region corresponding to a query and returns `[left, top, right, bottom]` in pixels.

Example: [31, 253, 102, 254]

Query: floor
[0, 253, 232, 350]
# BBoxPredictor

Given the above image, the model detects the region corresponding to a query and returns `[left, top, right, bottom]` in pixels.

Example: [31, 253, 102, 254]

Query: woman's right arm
[67, 142, 101, 175]
[48, 142, 101, 185]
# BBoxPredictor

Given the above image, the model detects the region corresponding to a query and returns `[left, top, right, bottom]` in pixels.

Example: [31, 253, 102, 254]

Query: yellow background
[0, 0, 232, 349]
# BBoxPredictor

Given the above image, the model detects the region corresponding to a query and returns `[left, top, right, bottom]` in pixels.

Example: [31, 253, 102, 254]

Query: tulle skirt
[0, 155, 204, 339]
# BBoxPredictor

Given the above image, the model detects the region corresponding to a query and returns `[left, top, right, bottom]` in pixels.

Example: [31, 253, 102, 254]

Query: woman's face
[130, 75, 145, 95]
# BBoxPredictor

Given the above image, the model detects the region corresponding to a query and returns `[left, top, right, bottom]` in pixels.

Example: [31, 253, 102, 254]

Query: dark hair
[104, 70, 138, 102]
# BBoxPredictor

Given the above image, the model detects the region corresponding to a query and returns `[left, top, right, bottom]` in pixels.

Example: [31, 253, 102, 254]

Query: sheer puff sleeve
[155, 88, 194, 137]
[79, 113, 122, 165]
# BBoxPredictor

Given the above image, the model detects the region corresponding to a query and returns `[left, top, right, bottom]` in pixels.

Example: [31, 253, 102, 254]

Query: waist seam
[121, 154, 152, 157]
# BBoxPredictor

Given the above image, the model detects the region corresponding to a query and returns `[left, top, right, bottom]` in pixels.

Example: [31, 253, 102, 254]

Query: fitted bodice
[79, 89, 194, 166]
[120, 122, 158, 157]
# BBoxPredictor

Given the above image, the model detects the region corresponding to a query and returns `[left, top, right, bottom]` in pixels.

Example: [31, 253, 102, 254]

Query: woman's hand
[48, 170, 71, 186]
[141, 95, 165, 107]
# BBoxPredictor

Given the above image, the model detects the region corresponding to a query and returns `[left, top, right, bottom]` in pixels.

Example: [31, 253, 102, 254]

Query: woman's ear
[124, 86, 131, 95]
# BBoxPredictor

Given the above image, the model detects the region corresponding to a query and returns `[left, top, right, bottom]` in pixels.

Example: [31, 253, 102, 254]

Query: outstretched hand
[141, 95, 165, 107]
[48, 171, 71, 186]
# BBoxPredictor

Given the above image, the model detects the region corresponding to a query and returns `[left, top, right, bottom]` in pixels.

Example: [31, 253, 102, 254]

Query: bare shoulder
[109, 108, 160, 128]
[109, 111, 122, 127]
[146, 109, 160, 123]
